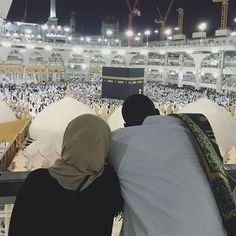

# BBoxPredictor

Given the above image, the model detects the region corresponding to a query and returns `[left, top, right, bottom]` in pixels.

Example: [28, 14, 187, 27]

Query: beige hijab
[49, 114, 111, 191]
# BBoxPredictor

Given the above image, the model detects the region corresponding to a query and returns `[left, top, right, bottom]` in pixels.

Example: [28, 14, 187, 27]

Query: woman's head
[62, 114, 111, 173]
[49, 114, 111, 191]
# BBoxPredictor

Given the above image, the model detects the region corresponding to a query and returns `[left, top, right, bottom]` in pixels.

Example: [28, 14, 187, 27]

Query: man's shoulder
[143, 115, 181, 126]
[112, 127, 135, 139]
[112, 115, 182, 140]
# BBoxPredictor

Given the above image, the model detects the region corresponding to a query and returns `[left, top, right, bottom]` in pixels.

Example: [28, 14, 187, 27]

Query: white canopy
[107, 107, 124, 131]
[29, 97, 97, 140]
[179, 98, 236, 155]
[0, 100, 16, 124]
[24, 133, 63, 159]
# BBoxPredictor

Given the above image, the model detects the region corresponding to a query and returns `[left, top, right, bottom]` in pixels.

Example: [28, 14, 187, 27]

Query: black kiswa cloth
[172, 113, 236, 235]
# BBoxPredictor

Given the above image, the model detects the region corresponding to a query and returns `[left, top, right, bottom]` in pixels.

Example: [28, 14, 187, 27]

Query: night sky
[7, 0, 236, 36]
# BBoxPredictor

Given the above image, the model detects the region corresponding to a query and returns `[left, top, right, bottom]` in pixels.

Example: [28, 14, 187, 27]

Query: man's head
[122, 94, 160, 127]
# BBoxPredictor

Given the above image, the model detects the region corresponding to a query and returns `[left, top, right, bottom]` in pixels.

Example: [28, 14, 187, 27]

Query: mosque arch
[200, 73, 217, 84]
[183, 53, 195, 67]
[167, 53, 181, 66]
[129, 54, 146, 66]
[69, 54, 85, 64]
[224, 51, 236, 68]
[90, 55, 106, 65]
[201, 53, 220, 68]
[182, 72, 196, 82]
[148, 53, 165, 66]
[48, 52, 64, 66]
[29, 51, 44, 65]
[111, 55, 127, 66]
[6, 50, 23, 64]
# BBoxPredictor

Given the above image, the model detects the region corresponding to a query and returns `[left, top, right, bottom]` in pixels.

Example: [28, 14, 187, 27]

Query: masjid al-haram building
[0, 0, 236, 235]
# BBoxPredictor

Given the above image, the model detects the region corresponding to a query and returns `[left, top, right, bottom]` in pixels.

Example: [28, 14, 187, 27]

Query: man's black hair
[122, 94, 160, 127]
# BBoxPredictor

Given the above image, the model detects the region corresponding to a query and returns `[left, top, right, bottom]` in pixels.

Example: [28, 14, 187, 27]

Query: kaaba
[102, 67, 144, 99]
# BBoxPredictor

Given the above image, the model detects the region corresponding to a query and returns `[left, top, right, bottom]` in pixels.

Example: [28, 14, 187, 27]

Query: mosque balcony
[182, 81, 196, 86]
[166, 66, 182, 71]
[201, 68, 221, 73]
[199, 83, 217, 89]
[182, 68, 195, 73]
[0, 35, 236, 54]
[223, 68, 236, 76]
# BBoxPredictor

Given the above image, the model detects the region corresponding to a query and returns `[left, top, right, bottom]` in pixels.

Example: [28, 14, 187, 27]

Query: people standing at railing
[8, 114, 123, 236]
[109, 112, 236, 236]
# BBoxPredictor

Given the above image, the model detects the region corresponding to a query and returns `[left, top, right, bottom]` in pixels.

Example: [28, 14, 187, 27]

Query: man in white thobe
[109, 115, 226, 236]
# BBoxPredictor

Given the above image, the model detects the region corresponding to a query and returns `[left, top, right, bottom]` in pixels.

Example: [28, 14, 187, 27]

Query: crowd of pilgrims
[0, 74, 236, 118]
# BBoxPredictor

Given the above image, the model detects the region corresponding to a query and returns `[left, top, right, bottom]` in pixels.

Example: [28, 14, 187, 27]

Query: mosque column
[46, 67, 49, 81]
[216, 51, 225, 93]
[38, 72, 41, 82]
[178, 53, 184, 88]
[195, 67, 201, 90]
[162, 69, 167, 85]
[144, 57, 149, 84]
[85, 67, 90, 80]
[63, 66, 67, 80]
[178, 70, 183, 88]
[191, 54, 209, 90]
[17, 73, 20, 82]
[17, 73, 22, 81]
[162, 53, 168, 85]
[33, 72, 36, 82]
[23, 67, 26, 80]
[52, 72, 56, 81]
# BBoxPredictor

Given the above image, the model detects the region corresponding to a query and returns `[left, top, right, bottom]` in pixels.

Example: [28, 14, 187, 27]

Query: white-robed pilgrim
[109, 115, 226, 236]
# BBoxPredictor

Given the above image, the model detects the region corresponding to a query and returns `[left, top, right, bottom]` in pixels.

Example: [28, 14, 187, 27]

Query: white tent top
[0, 100, 17, 124]
[29, 97, 97, 140]
[23, 133, 62, 169]
[107, 107, 124, 132]
[179, 98, 236, 155]
[24, 133, 63, 159]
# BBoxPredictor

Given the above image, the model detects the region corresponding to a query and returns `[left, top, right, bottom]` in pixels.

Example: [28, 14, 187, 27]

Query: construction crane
[125, 0, 141, 30]
[212, 0, 229, 30]
[177, 8, 184, 34]
[155, 0, 175, 40]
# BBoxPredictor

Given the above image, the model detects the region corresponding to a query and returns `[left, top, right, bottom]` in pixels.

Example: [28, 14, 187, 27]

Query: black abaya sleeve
[8, 172, 40, 236]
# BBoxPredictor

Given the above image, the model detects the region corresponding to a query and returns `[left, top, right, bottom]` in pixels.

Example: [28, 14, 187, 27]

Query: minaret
[23, 0, 28, 22]
[48, 0, 58, 25]
[50, 0, 56, 18]
[70, 11, 76, 33]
